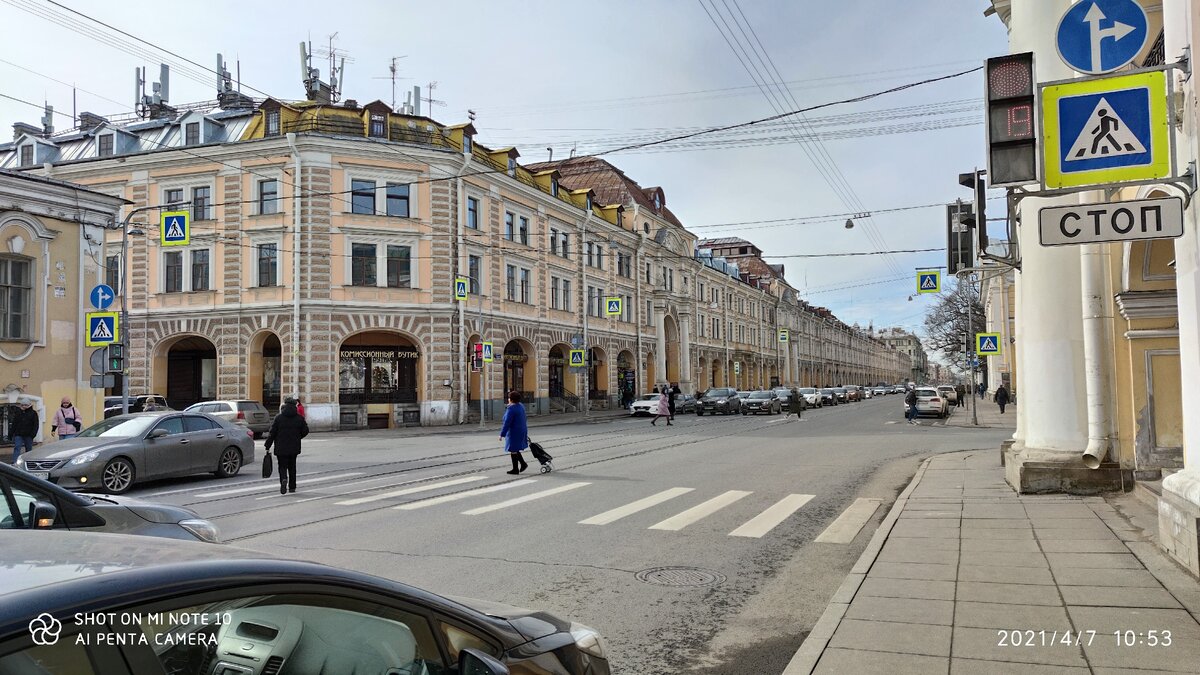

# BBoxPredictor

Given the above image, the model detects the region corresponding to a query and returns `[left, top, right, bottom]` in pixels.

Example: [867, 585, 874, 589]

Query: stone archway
[663, 315, 680, 384]
[588, 346, 609, 408]
[617, 350, 636, 407]
[248, 330, 282, 411]
[467, 334, 483, 404]
[153, 335, 217, 410]
[502, 339, 536, 400]
[711, 358, 723, 388]
[338, 330, 423, 429]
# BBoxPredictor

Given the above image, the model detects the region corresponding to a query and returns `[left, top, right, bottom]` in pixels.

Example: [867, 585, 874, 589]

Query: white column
[654, 303, 667, 388]
[680, 313, 693, 390]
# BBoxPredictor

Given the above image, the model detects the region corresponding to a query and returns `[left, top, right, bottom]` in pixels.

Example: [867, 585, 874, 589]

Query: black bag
[528, 440, 552, 464]
[262, 452, 273, 478]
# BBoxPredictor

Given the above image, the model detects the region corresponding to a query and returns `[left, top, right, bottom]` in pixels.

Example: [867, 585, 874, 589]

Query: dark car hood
[88, 494, 201, 524]
[21, 437, 130, 461]
[444, 594, 568, 641]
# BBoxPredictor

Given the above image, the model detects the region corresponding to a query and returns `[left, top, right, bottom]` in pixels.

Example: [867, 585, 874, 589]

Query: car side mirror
[458, 648, 509, 675]
[28, 500, 57, 529]
[148, 429, 169, 439]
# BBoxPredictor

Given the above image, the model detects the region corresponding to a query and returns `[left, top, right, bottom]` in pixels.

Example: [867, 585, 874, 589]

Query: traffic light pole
[962, 271, 979, 427]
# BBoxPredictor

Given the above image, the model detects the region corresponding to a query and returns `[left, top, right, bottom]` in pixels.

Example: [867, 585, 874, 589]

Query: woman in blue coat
[499, 390, 529, 474]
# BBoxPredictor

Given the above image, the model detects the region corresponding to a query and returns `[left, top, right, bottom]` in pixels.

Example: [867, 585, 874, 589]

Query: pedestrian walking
[499, 390, 529, 474]
[667, 382, 680, 421]
[955, 383, 966, 408]
[978, 383, 987, 399]
[52, 396, 83, 440]
[994, 384, 1011, 414]
[651, 392, 672, 426]
[10, 397, 39, 463]
[785, 387, 803, 419]
[904, 387, 919, 425]
[264, 396, 309, 494]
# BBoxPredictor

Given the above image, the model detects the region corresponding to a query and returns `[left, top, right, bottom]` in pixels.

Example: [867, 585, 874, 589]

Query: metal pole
[967, 273, 978, 426]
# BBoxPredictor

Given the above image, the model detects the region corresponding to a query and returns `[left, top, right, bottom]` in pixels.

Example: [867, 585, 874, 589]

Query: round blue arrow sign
[90, 284, 115, 310]
[1056, 0, 1148, 75]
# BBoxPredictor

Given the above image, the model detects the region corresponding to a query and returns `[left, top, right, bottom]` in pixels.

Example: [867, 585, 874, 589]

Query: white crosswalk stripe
[579, 487, 695, 525]
[729, 493, 815, 538]
[648, 490, 752, 531]
[335, 475, 486, 506]
[462, 482, 590, 515]
[395, 479, 536, 510]
[814, 498, 882, 543]
[205, 472, 365, 498]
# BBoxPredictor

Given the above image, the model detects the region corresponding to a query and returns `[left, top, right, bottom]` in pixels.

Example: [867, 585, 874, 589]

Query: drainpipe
[580, 210, 593, 416]
[286, 133, 301, 404]
[633, 205, 643, 397]
[1081, 239, 1114, 469]
[455, 149, 471, 424]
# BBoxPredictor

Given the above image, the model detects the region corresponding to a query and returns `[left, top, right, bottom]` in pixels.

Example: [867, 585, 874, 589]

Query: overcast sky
[0, 0, 1008, 345]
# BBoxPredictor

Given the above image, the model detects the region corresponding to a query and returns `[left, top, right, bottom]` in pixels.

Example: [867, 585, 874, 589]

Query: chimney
[12, 122, 40, 141]
[79, 112, 107, 131]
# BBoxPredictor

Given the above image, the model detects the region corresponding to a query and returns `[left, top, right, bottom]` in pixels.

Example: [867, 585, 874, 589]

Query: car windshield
[75, 415, 159, 438]
[834, 388, 847, 392]
[821, 388, 834, 393]
[800, 388, 817, 394]
[639, 394, 660, 401]
[705, 389, 734, 397]
[748, 391, 773, 399]
[916, 389, 939, 397]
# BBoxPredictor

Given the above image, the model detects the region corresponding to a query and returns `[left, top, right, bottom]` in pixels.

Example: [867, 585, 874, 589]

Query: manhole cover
[635, 566, 725, 587]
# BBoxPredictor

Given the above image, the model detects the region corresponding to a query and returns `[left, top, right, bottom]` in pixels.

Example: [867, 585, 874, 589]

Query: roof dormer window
[185, 122, 200, 146]
[507, 157, 516, 177]
[654, 192, 662, 210]
[369, 113, 386, 138]
[585, 194, 593, 211]
[98, 135, 114, 157]
[265, 110, 280, 137]
[463, 134, 472, 154]
[19, 145, 32, 167]
[551, 178, 559, 197]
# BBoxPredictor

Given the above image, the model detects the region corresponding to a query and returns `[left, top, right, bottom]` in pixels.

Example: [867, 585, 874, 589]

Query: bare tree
[922, 280, 985, 365]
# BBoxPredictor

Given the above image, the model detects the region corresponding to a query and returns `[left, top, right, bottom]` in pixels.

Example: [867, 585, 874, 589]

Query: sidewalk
[943, 396, 1014, 429]
[786, 449, 1200, 674]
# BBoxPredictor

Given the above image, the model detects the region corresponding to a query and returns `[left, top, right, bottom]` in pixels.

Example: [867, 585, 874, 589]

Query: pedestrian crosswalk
[322, 474, 851, 540]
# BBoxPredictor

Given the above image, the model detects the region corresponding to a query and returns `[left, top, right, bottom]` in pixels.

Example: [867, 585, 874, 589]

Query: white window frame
[252, 170, 286, 216]
[343, 233, 422, 289]
[465, 250, 486, 296]
[157, 241, 214, 294]
[465, 194, 482, 230]
[502, 203, 534, 246]
[343, 168, 422, 218]
[245, 231, 284, 289]
[157, 177, 216, 220]
[503, 257, 534, 304]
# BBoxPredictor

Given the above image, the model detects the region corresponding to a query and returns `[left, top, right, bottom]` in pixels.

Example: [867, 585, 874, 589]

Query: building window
[466, 197, 479, 229]
[265, 110, 280, 136]
[258, 179, 279, 215]
[386, 183, 410, 218]
[551, 276, 561, 310]
[645, 262, 652, 284]
[616, 210, 624, 228]
[645, 300, 653, 327]
[352, 243, 377, 286]
[505, 265, 516, 301]
[559, 232, 569, 259]
[163, 251, 183, 293]
[519, 268, 531, 304]
[257, 243, 278, 287]
[165, 188, 183, 207]
[98, 135, 114, 157]
[586, 242, 594, 268]
[190, 249, 210, 291]
[192, 186, 211, 221]
[105, 254, 120, 295]
[185, 122, 200, 146]
[561, 279, 571, 311]
[386, 245, 411, 288]
[467, 255, 481, 294]
[617, 252, 632, 278]
[462, 134, 472, 154]
[551, 178, 559, 197]
[504, 212, 515, 241]
[585, 194, 593, 211]
[352, 179, 376, 215]
[19, 145, 32, 167]
[0, 256, 32, 340]
[369, 113, 386, 138]
[518, 216, 529, 245]
[549, 228, 559, 256]
[507, 157, 516, 177]
[596, 247, 605, 270]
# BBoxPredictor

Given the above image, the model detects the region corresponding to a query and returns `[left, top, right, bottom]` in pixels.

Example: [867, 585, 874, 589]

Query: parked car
[103, 394, 171, 419]
[819, 388, 839, 405]
[697, 387, 742, 415]
[833, 387, 850, 403]
[676, 394, 697, 414]
[0, 531, 610, 675]
[905, 387, 950, 419]
[797, 387, 823, 407]
[15, 411, 256, 494]
[859, 386, 873, 399]
[936, 385, 958, 404]
[742, 390, 781, 415]
[872, 386, 889, 396]
[185, 399, 272, 437]
[892, 385, 907, 394]
[0, 462, 220, 542]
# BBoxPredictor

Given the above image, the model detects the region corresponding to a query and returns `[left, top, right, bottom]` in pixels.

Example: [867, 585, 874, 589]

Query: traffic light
[985, 52, 1037, 186]
[959, 170, 988, 253]
[947, 202, 974, 274]
[107, 344, 124, 373]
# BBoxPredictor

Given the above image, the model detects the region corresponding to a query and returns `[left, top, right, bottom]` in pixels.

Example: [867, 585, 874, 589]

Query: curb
[310, 412, 628, 439]
[781, 455, 935, 675]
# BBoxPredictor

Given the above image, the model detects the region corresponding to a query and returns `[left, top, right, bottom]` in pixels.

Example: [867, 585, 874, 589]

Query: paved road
[130, 396, 1011, 673]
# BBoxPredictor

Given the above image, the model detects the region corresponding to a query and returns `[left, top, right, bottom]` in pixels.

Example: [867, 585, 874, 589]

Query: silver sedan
[16, 412, 255, 494]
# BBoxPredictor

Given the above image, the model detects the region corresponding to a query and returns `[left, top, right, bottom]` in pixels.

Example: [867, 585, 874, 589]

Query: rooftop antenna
[41, 102, 54, 136]
[372, 56, 409, 110]
[314, 33, 353, 104]
[421, 82, 446, 111]
[568, 142, 577, 159]
[467, 109, 476, 122]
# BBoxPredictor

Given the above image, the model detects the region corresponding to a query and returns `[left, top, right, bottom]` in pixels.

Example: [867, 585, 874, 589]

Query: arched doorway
[588, 346, 608, 408]
[663, 315, 680, 384]
[467, 334, 483, 405]
[548, 344, 568, 398]
[711, 359, 722, 388]
[339, 331, 422, 428]
[503, 339, 535, 401]
[646, 351, 656, 393]
[155, 336, 217, 410]
[696, 357, 708, 394]
[248, 331, 282, 411]
[617, 350, 636, 408]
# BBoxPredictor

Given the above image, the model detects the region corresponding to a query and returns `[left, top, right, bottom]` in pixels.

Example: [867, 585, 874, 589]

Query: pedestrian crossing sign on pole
[605, 297, 622, 316]
[1041, 69, 1171, 189]
[85, 312, 120, 347]
[569, 349, 585, 367]
[976, 332, 1002, 356]
[160, 211, 190, 246]
[454, 277, 468, 301]
[482, 342, 494, 363]
[778, 329, 789, 343]
[917, 271, 941, 294]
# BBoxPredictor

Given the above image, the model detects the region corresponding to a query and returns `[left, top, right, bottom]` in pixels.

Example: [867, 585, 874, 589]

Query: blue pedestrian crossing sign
[1055, 0, 1148, 75]
[454, 277, 468, 301]
[85, 312, 119, 347]
[778, 329, 789, 343]
[89, 284, 115, 311]
[1042, 70, 1170, 189]
[160, 211, 190, 246]
[569, 349, 585, 367]
[605, 297, 622, 316]
[917, 271, 941, 294]
[976, 332, 1002, 356]
[481, 341, 494, 363]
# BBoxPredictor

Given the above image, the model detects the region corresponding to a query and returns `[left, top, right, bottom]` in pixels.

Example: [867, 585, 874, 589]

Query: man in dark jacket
[668, 383, 681, 421]
[955, 383, 966, 408]
[10, 397, 39, 463]
[265, 397, 309, 494]
[904, 387, 919, 425]
[994, 385, 1011, 414]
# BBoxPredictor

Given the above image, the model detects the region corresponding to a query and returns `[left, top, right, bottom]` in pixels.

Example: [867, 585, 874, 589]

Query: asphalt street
[128, 396, 1011, 674]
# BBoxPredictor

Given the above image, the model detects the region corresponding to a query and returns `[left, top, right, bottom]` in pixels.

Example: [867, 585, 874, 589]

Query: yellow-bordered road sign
[569, 349, 585, 367]
[454, 277, 468, 301]
[605, 297, 622, 316]
[976, 332, 1002, 356]
[160, 211, 190, 246]
[85, 312, 120, 347]
[1041, 69, 1170, 189]
[917, 271, 941, 294]
[482, 342, 494, 363]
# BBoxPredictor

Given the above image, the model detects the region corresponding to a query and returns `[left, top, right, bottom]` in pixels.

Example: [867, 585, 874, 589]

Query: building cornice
[1115, 289, 1178, 320]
